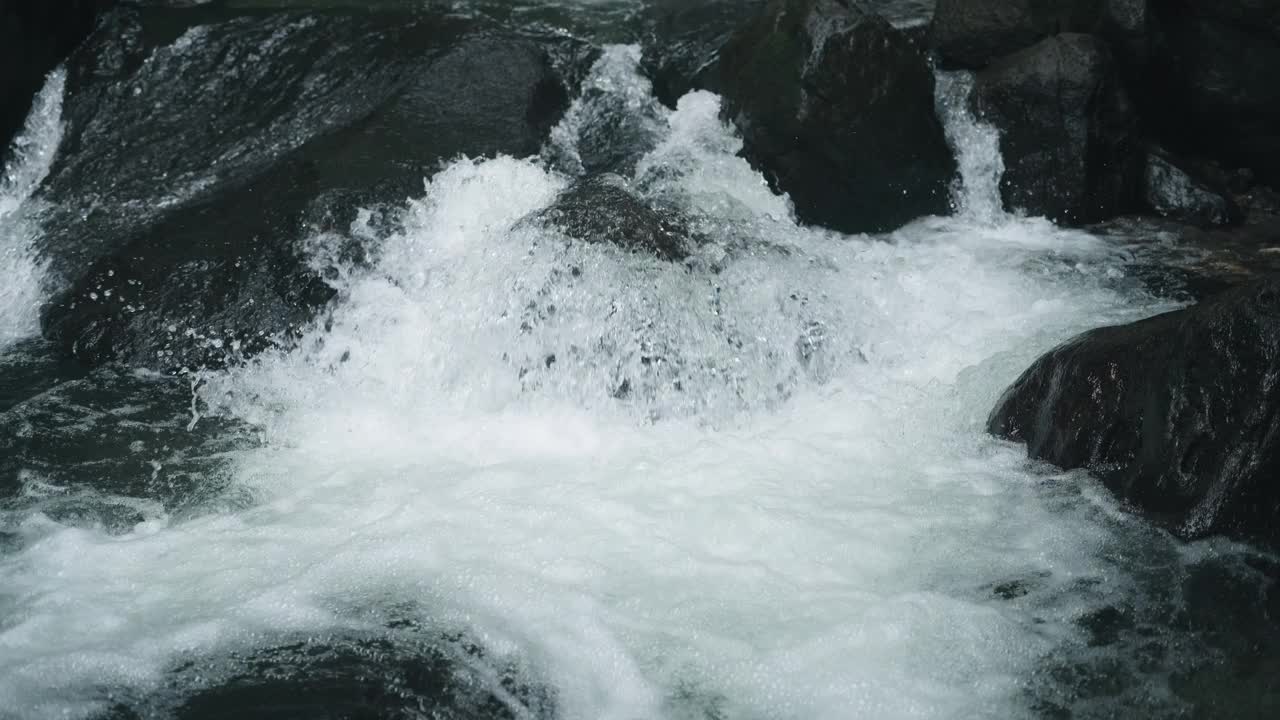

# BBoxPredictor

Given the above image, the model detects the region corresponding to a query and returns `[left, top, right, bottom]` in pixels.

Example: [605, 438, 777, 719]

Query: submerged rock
[989, 276, 1280, 548]
[96, 629, 553, 720]
[973, 33, 1142, 225]
[717, 0, 956, 234]
[39, 6, 585, 370]
[538, 175, 691, 261]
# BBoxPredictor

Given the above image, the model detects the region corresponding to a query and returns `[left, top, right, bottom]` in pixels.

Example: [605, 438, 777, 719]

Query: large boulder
[717, 0, 956, 234]
[989, 276, 1280, 548]
[972, 33, 1142, 224]
[1133, 1, 1280, 186]
[927, 0, 1108, 68]
[38, 6, 586, 370]
[0, 0, 112, 159]
[928, 0, 1150, 69]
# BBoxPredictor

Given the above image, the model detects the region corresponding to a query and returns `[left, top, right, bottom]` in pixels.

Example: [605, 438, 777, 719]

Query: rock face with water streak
[717, 0, 956, 234]
[972, 33, 1142, 224]
[989, 276, 1280, 549]
[39, 6, 586, 370]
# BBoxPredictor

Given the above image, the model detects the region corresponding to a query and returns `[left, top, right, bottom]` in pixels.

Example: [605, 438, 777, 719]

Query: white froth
[0, 49, 1179, 720]
[0, 69, 65, 348]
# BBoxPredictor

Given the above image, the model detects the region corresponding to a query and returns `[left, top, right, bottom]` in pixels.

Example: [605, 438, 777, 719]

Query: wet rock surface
[538, 175, 692, 261]
[37, 5, 588, 371]
[1141, 147, 1241, 227]
[989, 275, 1280, 549]
[972, 33, 1142, 225]
[717, 0, 956, 234]
[927, 0, 1104, 68]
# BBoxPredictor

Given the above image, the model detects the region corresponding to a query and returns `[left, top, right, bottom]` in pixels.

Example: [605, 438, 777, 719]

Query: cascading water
[0, 69, 65, 349]
[2, 40, 1237, 720]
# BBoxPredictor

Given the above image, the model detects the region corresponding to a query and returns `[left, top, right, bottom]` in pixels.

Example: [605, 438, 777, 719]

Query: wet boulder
[717, 0, 956, 234]
[538, 175, 691, 261]
[1133, 1, 1280, 187]
[39, 7, 585, 370]
[972, 33, 1142, 224]
[37, 6, 478, 269]
[0, 0, 112, 158]
[927, 0, 1109, 68]
[989, 276, 1280, 549]
[1142, 147, 1241, 227]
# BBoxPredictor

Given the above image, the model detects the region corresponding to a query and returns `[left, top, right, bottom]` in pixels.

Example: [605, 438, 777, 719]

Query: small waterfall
[0, 68, 66, 347]
[934, 69, 1006, 224]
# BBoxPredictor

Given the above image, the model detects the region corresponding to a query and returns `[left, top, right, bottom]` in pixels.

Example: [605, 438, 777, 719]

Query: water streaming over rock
[0, 11, 1275, 720]
[0, 69, 65, 349]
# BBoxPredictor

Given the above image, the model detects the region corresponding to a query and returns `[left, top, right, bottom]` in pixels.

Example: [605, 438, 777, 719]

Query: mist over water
[4, 27, 1265, 720]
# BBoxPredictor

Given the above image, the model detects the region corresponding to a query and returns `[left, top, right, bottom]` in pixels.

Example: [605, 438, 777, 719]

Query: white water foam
[0, 69, 66, 349]
[0, 50, 1177, 719]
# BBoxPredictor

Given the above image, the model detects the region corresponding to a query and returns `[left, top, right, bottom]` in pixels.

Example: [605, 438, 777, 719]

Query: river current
[0, 5, 1275, 719]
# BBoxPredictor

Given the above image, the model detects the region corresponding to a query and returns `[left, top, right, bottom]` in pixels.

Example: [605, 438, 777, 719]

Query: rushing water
[0, 69, 64, 350]
[0, 15, 1275, 720]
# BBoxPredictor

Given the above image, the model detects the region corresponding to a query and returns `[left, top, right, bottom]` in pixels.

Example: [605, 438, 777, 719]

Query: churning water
[0, 69, 64, 349]
[0, 36, 1268, 720]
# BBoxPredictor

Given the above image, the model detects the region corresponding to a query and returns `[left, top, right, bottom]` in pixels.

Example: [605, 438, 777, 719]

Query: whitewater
[0, 44, 1230, 720]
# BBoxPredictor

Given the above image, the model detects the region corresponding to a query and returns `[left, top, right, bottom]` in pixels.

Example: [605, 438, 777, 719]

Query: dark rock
[1142, 147, 1241, 227]
[0, 0, 113, 159]
[1132, 1, 1280, 186]
[989, 275, 1280, 548]
[973, 33, 1142, 225]
[39, 7, 585, 370]
[717, 0, 956, 234]
[927, 0, 1105, 68]
[639, 0, 768, 108]
[38, 7, 472, 270]
[538, 175, 691, 261]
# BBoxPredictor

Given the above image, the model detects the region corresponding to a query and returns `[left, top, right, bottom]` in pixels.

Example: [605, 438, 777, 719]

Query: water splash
[0, 68, 66, 348]
[934, 69, 1006, 224]
[0, 41, 1195, 720]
